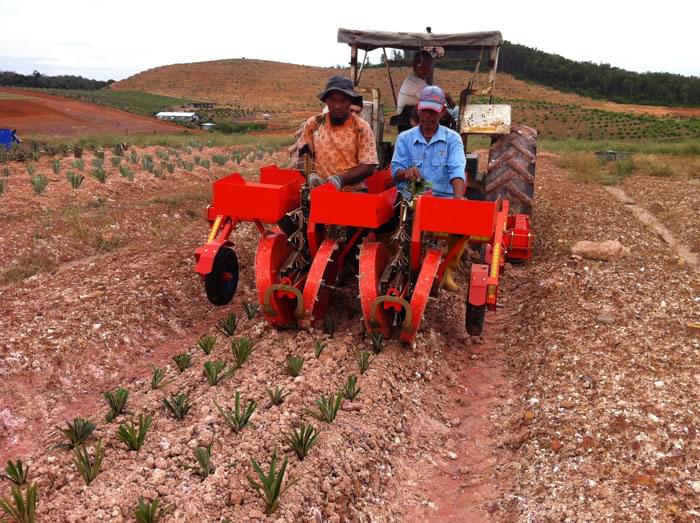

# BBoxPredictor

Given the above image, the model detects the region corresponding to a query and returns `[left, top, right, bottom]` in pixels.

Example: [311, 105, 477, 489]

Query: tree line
[0, 70, 113, 90]
[387, 43, 700, 107]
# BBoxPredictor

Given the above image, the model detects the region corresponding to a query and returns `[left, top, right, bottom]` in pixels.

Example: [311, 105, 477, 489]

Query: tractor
[194, 28, 536, 344]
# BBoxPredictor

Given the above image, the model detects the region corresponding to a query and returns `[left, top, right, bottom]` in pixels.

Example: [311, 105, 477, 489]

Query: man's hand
[399, 166, 421, 182]
[308, 172, 324, 188]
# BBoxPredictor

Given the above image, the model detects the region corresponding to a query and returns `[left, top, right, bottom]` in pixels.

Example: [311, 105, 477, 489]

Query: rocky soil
[0, 148, 698, 522]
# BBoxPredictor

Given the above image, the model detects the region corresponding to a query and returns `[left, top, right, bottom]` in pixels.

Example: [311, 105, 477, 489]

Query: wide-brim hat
[318, 75, 361, 102]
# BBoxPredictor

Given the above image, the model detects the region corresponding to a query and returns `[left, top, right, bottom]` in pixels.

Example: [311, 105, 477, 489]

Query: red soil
[0, 87, 183, 137]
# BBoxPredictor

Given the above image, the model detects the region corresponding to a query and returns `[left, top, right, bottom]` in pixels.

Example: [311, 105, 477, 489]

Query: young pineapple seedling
[196, 334, 216, 355]
[162, 393, 191, 420]
[104, 387, 129, 422]
[0, 179, 6, 197]
[129, 151, 139, 165]
[135, 497, 161, 523]
[356, 350, 374, 375]
[215, 391, 256, 433]
[286, 356, 303, 377]
[150, 366, 167, 390]
[90, 167, 106, 183]
[306, 393, 343, 423]
[285, 424, 320, 460]
[73, 441, 104, 485]
[119, 164, 134, 180]
[266, 386, 289, 407]
[231, 337, 254, 369]
[2, 166, 11, 177]
[51, 159, 61, 175]
[30, 174, 48, 195]
[72, 158, 84, 171]
[110, 156, 122, 167]
[193, 444, 215, 480]
[339, 375, 361, 401]
[313, 340, 327, 359]
[172, 353, 191, 373]
[216, 313, 239, 337]
[368, 332, 384, 353]
[0, 482, 37, 523]
[242, 302, 259, 320]
[1, 459, 29, 486]
[55, 418, 95, 449]
[26, 163, 36, 176]
[92, 157, 104, 169]
[66, 171, 84, 190]
[116, 414, 153, 451]
[323, 317, 337, 338]
[203, 360, 235, 386]
[247, 450, 296, 515]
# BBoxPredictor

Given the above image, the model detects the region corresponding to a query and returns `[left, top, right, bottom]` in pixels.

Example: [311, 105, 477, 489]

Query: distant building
[201, 123, 216, 131]
[155, 112, 200, 122]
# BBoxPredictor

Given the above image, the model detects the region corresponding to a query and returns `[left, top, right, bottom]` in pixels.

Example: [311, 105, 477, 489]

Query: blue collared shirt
[391, 125, 466, 199]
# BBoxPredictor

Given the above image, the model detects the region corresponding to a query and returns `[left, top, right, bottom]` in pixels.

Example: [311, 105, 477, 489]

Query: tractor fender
[194, 239, 228, 276]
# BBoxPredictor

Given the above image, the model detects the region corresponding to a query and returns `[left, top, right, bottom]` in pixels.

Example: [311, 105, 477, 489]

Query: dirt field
[0, 141, 698, 521]
[0, 87, 182, 137]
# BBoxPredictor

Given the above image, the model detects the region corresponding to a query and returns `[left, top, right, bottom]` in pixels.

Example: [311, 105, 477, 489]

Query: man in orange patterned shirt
[300, 76, 378, 191]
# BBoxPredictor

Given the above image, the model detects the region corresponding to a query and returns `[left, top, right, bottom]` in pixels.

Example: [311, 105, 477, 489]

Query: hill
[112, 58, 700, 117]
[110, 59, 700, 141]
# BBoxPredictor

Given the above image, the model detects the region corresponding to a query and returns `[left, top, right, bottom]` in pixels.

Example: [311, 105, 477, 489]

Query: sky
[1, 0, 698, 81]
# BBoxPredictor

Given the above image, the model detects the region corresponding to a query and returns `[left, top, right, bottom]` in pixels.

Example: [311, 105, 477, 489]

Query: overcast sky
[1, 0, 698, 81]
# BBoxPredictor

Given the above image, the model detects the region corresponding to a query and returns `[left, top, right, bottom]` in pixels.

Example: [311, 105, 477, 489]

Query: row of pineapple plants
[1, 304, 384, 521]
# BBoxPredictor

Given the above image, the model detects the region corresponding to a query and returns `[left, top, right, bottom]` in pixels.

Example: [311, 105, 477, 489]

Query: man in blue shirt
[391, 85, 466, 200]
[391, 85, 467, 291]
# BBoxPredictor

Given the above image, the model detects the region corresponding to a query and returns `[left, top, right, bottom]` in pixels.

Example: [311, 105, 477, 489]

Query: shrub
[55, 418, 95, 449]
[30, 174, 48, 195]
[242, 302, 259, 320]
[203, 360, 235, 386]
[356, 350, 373, 374]
[339, 375, 361, 400]
[117, 414, 153, 451]
[216, 313, 238, 337]
[73, 441, 104, 485]
[104, 387, 129, 422]
[0, 483, 37, 523]
[306, 393, 343, 423]
[172, 353, 191, 372]
[215, 391, 256, 433]
[286, 356, 303, 377]
[196, 334, 216, 355]
[313, 340, 326, 359]
[90, 167, 106, 183]
[247, 450, 296, 515]
[285, 424, 319, 460]
[162, 393, 191, 420]
[66, 171, 84, 190]
[266, 386, 289, 407]
[135, 498, 161, 523]
[193, 444, 215, 480]
[1, 459, 29, 486]
[150, 366, 166, 390]
[231, 337, 254, 369]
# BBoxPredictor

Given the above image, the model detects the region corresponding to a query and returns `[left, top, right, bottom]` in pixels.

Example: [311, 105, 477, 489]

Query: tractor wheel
[204, 247, 239, 306]
[484, 124, 537, 216]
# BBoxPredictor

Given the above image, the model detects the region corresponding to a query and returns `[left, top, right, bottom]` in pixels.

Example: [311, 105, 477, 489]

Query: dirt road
[0, 148, 698, 521]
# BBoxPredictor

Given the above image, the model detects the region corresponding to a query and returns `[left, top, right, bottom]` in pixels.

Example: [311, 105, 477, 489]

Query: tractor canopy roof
[337, 28, 502, 52]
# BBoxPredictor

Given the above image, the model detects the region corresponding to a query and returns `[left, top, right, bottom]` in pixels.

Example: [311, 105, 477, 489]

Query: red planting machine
[194, 28, 536, 344]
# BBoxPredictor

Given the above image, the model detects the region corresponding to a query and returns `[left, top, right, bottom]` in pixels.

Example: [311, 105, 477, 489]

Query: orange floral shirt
[300, 113, 378, 179]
